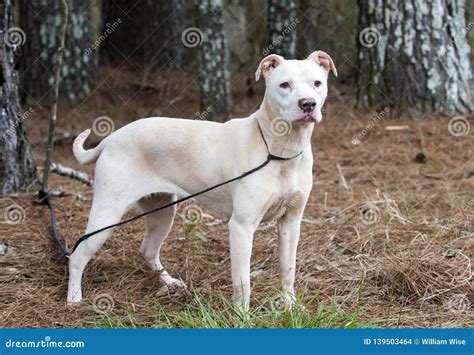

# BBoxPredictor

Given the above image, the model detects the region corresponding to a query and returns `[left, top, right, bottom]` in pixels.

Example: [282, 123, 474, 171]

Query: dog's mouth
[296, 108, 323, 124]
[295, 115, 316, 124]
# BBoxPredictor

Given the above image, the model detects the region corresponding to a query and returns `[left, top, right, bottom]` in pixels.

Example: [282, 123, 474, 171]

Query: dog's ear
[255, 54, 284, 81]
[307, 51, 338, 77]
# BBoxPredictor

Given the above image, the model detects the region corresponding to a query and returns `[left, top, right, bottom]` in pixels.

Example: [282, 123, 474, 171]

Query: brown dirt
[1, 65, 473, 327]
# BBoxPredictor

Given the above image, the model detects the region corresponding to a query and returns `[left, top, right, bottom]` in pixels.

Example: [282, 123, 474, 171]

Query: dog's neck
[255, 94, 314, 158]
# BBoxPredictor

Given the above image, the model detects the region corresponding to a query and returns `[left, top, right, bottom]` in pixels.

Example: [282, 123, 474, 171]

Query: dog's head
[255, 51, 337, 124]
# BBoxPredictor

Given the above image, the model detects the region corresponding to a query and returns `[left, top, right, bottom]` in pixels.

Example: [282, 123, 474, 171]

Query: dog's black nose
[298, 98, 316, 113]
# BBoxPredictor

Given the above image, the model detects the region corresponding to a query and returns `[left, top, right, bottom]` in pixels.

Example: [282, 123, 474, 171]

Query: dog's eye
[279, 82, 290, 89]
[314, 80, 322, 88]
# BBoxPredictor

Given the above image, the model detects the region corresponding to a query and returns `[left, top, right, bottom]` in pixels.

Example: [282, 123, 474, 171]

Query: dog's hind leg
[67, 192, 130, 305]
[137, 194, 184, 288]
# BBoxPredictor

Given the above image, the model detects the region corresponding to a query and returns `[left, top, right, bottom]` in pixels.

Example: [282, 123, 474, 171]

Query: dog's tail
[73, 129, 105, 165]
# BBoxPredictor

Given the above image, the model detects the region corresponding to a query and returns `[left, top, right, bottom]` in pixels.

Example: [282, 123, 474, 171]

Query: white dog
[68, 51, 337, 309]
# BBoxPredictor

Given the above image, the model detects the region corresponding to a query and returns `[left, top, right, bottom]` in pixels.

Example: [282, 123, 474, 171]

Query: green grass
[82, 279, 390, 328]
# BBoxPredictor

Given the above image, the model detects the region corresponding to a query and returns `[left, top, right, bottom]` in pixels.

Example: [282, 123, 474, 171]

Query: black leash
[41, 124, 303, 259]
[39, 190, 71, 257]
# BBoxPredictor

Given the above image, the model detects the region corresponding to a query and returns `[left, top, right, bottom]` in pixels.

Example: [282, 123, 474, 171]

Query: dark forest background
[1, 0, 473, 193]
[0, 1, 473, 329]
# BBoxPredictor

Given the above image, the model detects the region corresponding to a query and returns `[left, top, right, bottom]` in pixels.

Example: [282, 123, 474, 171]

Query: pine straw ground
[0, 66, 473, 328]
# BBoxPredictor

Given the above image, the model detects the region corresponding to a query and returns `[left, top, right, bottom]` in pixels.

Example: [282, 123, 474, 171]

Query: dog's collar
[257, 123, 303, 161]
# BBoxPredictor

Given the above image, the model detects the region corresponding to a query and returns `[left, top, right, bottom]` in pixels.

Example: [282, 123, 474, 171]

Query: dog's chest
[261, 188, 303, 223]
[260, 164, 303, 223]
[261, 197, 289, 223]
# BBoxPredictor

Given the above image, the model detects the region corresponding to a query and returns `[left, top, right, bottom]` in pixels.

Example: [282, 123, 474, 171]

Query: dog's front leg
[228, 216, 257, 311]
[277, 214, 302, 307]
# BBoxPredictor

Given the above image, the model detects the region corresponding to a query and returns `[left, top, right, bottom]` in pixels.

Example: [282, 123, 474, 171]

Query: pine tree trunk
[243, 1, 267, 97]
[267, 0, 297, 58]
[296, 0, 321, 57]
[18, 0, 96, 102]
[197, 0, 232, 122]
[0, 0, 35, 194]
[356, 0, 473, 117]
[100, 0, 186, 69]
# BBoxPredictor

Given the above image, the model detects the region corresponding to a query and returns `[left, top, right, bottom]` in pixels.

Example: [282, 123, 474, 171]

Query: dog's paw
[66, 299, 82, 306]
[168, 279, 187, 289]
[159, 270, 187, 289]
[269, 292, 305, 312]
[156, 280, 187, 297]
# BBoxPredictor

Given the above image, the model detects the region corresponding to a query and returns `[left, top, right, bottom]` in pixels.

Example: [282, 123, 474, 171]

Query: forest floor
[0, 65, 473, 328]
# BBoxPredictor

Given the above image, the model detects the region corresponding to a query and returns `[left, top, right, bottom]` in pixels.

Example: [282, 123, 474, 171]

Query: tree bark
[243, 1, 267, 96]
[356, 0, 473, 117]
[296, 0, 321, 57]
[100, 0, 186, 69]
[42, 0, 68, 193]
[18, 0, 96, 102]
[267, 0, 297, 58]
[0, 0, 35, 194]
[197, 0, 232, 122]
